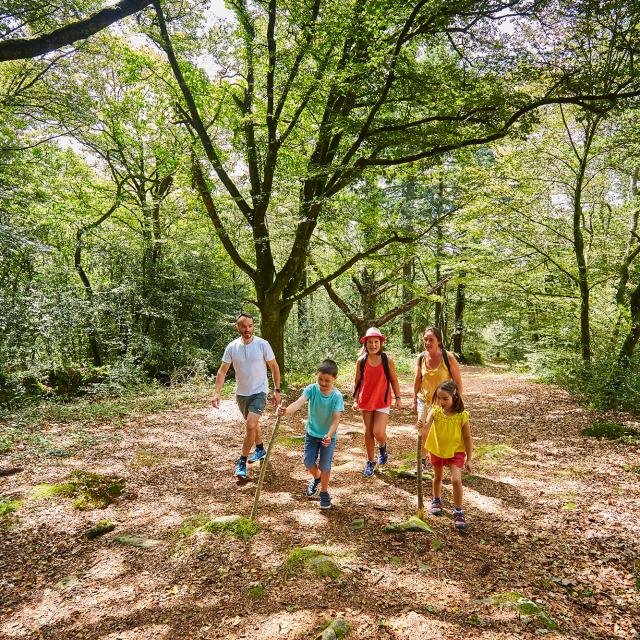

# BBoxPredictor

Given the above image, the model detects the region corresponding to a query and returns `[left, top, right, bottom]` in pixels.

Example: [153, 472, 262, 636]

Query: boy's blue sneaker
[234, 457, 247, 479]
[306, 476, 321, 497]
[363, 460, 376, 478]
[453, 508, 468, 531]
[247, 447, 266, 464]
[378, 444, 388, 466]
[431, 497, 443, 515]
[319, 491, 331, 509]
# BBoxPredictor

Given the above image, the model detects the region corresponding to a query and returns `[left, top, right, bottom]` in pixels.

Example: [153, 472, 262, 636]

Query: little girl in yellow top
[418, 380, 473, 530]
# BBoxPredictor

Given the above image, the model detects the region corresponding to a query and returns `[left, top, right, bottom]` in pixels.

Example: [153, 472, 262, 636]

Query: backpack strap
[353, 355, 367, 398]
[420, 349, 451, 376]
[381, 352, 392, 403]
[441, 348, 452, 375]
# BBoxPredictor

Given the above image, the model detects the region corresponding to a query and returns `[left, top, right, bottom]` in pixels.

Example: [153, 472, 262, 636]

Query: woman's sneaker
[319, 491, 331, 509]
[306, 476, 321, 497]
[378, 444, 388, 466]
[363, 460, 376, 478]
[453, 508, 468, 531]
[431, 497, 443, 515]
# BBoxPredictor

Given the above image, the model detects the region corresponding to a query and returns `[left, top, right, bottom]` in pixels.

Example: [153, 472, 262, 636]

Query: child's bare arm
[322, 411, 342, 445]
[417, 409, 434, 437]
[277, 394, 307, 416]
[462, 420, 473, 472]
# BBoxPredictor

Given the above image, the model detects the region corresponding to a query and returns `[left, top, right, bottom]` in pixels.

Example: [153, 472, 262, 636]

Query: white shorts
[375, 406, 390, 414]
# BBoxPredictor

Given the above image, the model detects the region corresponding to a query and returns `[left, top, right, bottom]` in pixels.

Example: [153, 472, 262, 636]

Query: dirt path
[1, 366, 639, 639]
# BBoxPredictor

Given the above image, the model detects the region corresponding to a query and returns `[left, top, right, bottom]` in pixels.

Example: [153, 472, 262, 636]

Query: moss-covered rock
[30, 471, 124, 510]
[68, 471, 125, 510]
[31, 482, 76, 501]
[115, 534, 161, 548]
[283, 547, 341, 578]
[86, 519, 116, 539]
[0, 497, 22, 518]
[180, 514, 259, 541]
[383, 516, 433, 534]
[316, 618, 351, 639]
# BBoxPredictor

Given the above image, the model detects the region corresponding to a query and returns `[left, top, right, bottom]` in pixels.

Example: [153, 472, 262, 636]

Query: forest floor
[1, 365, 640, 640]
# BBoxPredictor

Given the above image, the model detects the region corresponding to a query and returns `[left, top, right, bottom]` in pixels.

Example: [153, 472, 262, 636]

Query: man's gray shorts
[236, 392, 267, 419]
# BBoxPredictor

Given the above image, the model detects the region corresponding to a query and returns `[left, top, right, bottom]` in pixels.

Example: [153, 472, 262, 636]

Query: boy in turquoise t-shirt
[277, 359, 344, 509]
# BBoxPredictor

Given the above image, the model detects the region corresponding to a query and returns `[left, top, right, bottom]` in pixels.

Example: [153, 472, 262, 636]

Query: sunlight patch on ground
[465, 490, 504, 514]
[384, 610, 453, 639]
[84, 549, 130, 580]
[100, 624, 172, 639]
[231, 609, 320, 639]
[284, 508, 328, 527]
[260, 491, 295, 506]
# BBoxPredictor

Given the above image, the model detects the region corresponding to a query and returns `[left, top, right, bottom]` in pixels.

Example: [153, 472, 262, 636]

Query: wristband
[274, 388, 281, 393]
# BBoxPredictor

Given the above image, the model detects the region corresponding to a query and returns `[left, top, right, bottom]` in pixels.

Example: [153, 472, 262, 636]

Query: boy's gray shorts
[236, 392, 267, 418]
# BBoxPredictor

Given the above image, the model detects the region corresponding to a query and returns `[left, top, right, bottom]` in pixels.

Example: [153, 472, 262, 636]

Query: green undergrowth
[276, 434, 306, 449]
[380, 464, 433, 481]
[0, 497, 22, 518]
[475, 443, 515, 459]
[1, 382, 217, 455]
[489, 592, 558, 630]
[581, 421, 639, 441]
[179, 514, 259, 541]
[31, 471, 124, 510]
[246, 584, 265, 599]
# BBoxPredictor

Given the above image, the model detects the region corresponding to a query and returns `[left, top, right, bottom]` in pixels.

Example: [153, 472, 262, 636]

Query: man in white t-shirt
[212, 313, 281, 478]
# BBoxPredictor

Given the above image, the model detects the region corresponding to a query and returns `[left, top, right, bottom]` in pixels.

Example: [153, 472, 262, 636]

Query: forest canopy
[2, 0, 640, 410]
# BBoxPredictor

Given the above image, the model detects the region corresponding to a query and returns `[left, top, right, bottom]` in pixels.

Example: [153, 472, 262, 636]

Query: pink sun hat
[360, 327, 387, 344]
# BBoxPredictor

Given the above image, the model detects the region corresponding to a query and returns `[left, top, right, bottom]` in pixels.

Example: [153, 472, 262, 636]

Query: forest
[1, 2, 640, 639]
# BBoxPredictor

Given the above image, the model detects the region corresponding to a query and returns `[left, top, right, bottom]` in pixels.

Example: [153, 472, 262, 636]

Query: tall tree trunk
[258, 298, 292, 376]
[618, 282, 640, 366]
[297, 261, 309, 341]
[452, 276, 465, 355]
[569, 114, 599, 365]
[402, 259, 413, 350]
[75, 235, 103, 367]
[612, 169, 640, 345]
[73, 194, 121, 367]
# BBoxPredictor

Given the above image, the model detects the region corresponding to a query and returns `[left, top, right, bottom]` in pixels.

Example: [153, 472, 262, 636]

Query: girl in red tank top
[353, 327, 402, 478]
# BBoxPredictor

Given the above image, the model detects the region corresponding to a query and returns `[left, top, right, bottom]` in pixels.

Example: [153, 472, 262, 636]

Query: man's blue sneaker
[306, 476, 321, 497]
[247, 447, 266, 464]
[319, 491, 331, 509]
[378, 444, 388, 466]
[363, 460, 376, 478]
[234, 457, 247, 479]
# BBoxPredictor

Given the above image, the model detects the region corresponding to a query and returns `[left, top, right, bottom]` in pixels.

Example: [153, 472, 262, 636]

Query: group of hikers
[212, 314, 473, 530]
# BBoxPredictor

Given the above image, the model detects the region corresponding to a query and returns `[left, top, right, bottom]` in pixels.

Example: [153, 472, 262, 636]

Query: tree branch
[190, 152, 257, 282]
[283, 231, 416, 305]
[0, 0, 153, 61]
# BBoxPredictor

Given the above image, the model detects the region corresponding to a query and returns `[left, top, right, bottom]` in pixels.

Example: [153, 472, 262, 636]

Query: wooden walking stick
[416, 432, 425, 519]
[250, 409, 283, 522]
